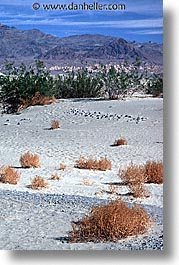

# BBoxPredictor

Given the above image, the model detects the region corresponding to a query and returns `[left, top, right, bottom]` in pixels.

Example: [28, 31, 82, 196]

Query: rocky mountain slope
[0, 23, 163, 67]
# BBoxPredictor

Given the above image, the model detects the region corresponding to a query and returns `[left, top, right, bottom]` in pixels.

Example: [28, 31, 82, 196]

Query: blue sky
[0, 0, 163, 43]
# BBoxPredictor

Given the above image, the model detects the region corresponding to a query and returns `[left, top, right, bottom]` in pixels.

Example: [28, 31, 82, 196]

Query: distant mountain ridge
[0, 23, 163, 67]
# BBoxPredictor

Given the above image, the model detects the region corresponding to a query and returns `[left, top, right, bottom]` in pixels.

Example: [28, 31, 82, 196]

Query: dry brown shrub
[75, 156, 112, 171]
[50, 173, 63, 180]
[94, 189, 106, 197]
[119, 163, 145, 184]
[0, 166, 20, 185]
[109, 184, 119, 195]
[59, 163, 67, 171]
[98, 157, 112, 171]
[75, 156, 97, 170]
[81, 178, 94, 186]
[128, 182, 149, 198]
[144, 161, 163, 184]
[30, 176, 48, 190]
[51, 120, 60, 129]
[19, 152, 40, 168]
[69, 199, 152, 242]
[113, 138, 127, 146]
[119, 163, 148, 198]
[20, 92, 56, 109]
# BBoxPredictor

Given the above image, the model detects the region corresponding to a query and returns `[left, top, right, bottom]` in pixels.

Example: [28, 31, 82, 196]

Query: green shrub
[146, 73, 163, 97]
[0, 59, 163, 113]
[0, 60, 54, 113]
[99, 58, 144, 99]
[54, 69, 103, 98]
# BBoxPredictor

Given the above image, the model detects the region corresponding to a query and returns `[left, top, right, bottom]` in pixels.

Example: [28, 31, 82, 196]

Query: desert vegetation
[118, 161, 163, 198]
[119, 163, 147, 198]
[75, 156, 112, 171]
[59, 163, 68, 171]
[50, 173, 63, 181]
[144, 161, 163, 184]
[119, 161, 163, 185]
[128, 182, 149, 198]
[20, 152, 40, 168]
[69, 199, 152, 242]
[81, 178, 94, 186]
[0, 166, 20, 185]
[0, 60, 55, 113]
[146, 73, 163, 97]
[108, 184, 119, 196]
[119, 163, 146, 184]
[0, 59, 163, 113]
[55, 68, 103, 99]
[30, 176, 48, 190]
[112, 138, 127, 146]
[20, 92, 56, 110]
[51, 120, 60, 130]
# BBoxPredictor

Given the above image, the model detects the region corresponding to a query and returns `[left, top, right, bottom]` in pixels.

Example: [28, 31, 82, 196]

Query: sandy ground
[0, 97, 163, 250]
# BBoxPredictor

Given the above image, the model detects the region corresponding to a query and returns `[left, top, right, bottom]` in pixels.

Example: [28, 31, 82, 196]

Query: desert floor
[0, 97, 163, 250]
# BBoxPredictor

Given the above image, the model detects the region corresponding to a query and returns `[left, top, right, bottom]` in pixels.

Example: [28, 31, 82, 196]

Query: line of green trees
[0, 60, 163, 113]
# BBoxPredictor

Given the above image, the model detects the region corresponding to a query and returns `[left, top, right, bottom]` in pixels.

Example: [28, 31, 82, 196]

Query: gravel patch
[0, 189, 163, 250]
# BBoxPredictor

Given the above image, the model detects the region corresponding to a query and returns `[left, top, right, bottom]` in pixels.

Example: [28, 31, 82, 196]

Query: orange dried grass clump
[75, 156, 112, 171]
[50, 173, 63, 180]
[81, 178, 94, 186]
[113, 138, 127, 146]
[59, 163, 67, 171]
[20, 92, 56, 109]
[144, 161, 163, 184]
[109, 184, 119, 195]
[51, 120, 60, 129]
[119, 163, 147, 198]
[128, 182, 148, 198]
[20, 152, 40, 168]
[119, 163, 145, 184]
[69, 199, 152, 242]
[0, 166, 20, 185]
[119, 161, 163, 198]
[30, 176, 48, 190]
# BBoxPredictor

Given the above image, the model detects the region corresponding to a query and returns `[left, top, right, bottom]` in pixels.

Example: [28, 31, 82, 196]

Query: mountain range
[0, 23, 163, 68]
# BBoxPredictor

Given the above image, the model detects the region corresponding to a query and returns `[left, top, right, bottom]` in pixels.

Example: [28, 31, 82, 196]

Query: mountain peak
[0, 24, 163, 67]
